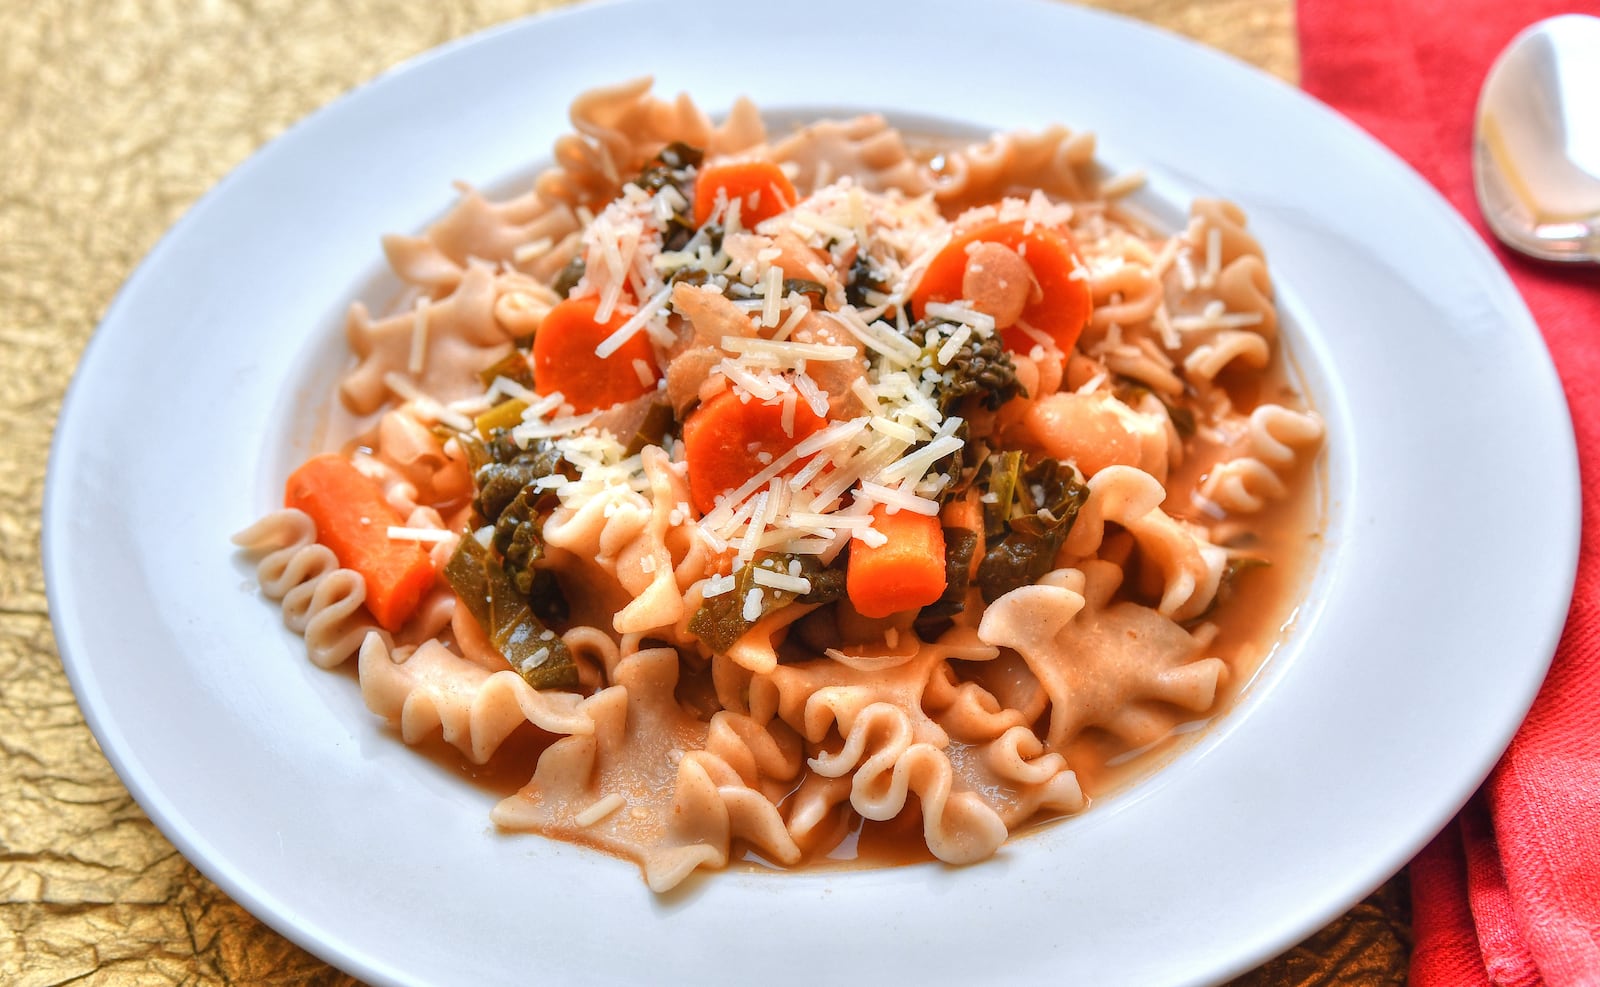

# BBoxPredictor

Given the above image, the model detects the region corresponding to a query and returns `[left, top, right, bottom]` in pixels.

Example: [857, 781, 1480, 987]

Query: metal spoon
[1473, 13, 1600, 263]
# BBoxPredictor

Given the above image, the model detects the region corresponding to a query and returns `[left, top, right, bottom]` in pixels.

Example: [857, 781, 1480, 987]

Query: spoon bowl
[1474, 13, 1600, 263]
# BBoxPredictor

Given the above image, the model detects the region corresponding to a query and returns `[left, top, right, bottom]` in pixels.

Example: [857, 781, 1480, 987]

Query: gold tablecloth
[0, 1, 1409, 982]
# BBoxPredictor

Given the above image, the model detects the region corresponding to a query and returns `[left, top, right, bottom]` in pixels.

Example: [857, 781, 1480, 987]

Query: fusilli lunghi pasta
[236, 79, 1324, 890]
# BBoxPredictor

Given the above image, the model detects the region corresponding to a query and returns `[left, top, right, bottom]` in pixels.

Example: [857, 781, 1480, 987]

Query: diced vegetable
[909, 220, 1092, 355]
[283, 454, 436, 632]
[474, 398, 528, 439]
[847, 506, 948, 619]
[532, 295, 661, 414]
[681, 389, 827, 515]
[444, 536, 577, 690]
[692, 160, 797, 229]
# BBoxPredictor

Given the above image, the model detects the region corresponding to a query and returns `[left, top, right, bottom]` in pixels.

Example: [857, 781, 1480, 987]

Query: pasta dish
[235, 79, 1323, 891]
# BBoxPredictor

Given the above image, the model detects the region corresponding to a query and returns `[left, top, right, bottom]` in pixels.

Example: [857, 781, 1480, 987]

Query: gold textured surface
[0, 0, 1406, 983]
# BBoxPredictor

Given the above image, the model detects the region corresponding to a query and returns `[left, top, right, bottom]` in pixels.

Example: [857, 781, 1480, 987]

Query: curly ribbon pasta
[233, 509, 375, 669]
[358, 634, 591, 764]
[1201, 405, 1326, 514]
[491, 647, 801, 892]
[979, 563, 1226, 750]
[238, 81, 1324, 890]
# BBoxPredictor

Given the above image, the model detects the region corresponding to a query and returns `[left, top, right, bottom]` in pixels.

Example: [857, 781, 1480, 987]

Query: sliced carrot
[909, 220, 1092, 355]
[681, 389, 826, 515]
[284, 454, 436, 632]
[847, 506, 948, 619]
[532, 295, 661, 414]
[692, 160, 797, 229]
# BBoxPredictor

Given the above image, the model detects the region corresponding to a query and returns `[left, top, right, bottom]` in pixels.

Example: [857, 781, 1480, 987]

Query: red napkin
[1298, 1, 1600, 983]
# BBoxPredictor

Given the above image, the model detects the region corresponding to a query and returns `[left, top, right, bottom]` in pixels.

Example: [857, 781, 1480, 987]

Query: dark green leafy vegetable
[1187, 555, 1270, 623]
[797, 559, 847, 606]
[444, 535, 578, 690]
[634, 141, 704, 251]
[688, 555, 843, 654]
[980, 450, 1025, 539]
[491, 486, 555, 596]
[1223, 555, 1270, 581]
[976, 454, 1089, 602]
[667, 265, 711, 289]
[915, 528, 979, 634]
[1166, 403, 1197, 439]
[1114, 376, 1197, 439]
[783, 278, 828, 308]
[460, 432, 572, 621]
[471, 437, 566, 524]
[661, 223, 729, 295]
[551, 255, 586, 298]
[906, 317, 1026, 416]
[844, 252, 889, 308]
[634, 141, 703, 194]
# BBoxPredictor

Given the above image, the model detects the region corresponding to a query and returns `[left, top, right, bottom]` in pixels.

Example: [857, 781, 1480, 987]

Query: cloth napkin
[1298, 0, 1600, 983]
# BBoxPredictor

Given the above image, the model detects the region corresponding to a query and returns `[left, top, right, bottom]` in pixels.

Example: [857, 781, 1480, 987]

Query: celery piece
[477, 351, 536, 391]
[474, 398, 529, 439]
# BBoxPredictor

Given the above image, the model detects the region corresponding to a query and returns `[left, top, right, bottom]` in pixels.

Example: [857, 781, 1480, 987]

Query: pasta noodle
[235, 79, 1324, 890]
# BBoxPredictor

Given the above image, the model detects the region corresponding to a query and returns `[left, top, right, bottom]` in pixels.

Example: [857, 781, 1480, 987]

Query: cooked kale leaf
[634, 141, 704, 251]
[913, 527, 980, 640]
[444, 535, 577, 690]
[459, 431, 571, 621]
[551, 255, 586, 298]
[844, 253, 889, 308]
[1113, 376, 1197, 438]
[905, 317, 1026, 416]
[783, 278, 829, 309]
[688, 555, 844, 654]
[976, 453, 1089, 602]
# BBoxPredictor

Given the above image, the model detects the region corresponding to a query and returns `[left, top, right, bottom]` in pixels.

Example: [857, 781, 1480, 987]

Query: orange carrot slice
[847, 506, 948, 619]
[692, 160, 797, 229]
[532, 295, 661, 414]
[910, 220, 1092, 355]
[681, 389, 826, 515]
[284, 454, 436, 632]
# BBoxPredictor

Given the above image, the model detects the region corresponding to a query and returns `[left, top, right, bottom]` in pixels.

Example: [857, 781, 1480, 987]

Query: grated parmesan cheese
[752, 566, 812, 595]
[408, 297, 430, 375]
[595, 283, 673, 358]
[574, 793, 626, 828]
[512, 237, 555, 264]
[386, 526, 454, 543]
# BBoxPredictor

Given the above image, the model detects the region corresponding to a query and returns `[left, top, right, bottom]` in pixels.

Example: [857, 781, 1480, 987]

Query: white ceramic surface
[43, 1, 1580, 984]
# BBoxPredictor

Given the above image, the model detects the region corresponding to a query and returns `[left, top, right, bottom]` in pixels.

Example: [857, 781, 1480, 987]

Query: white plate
[44, 1, 1579, 984]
